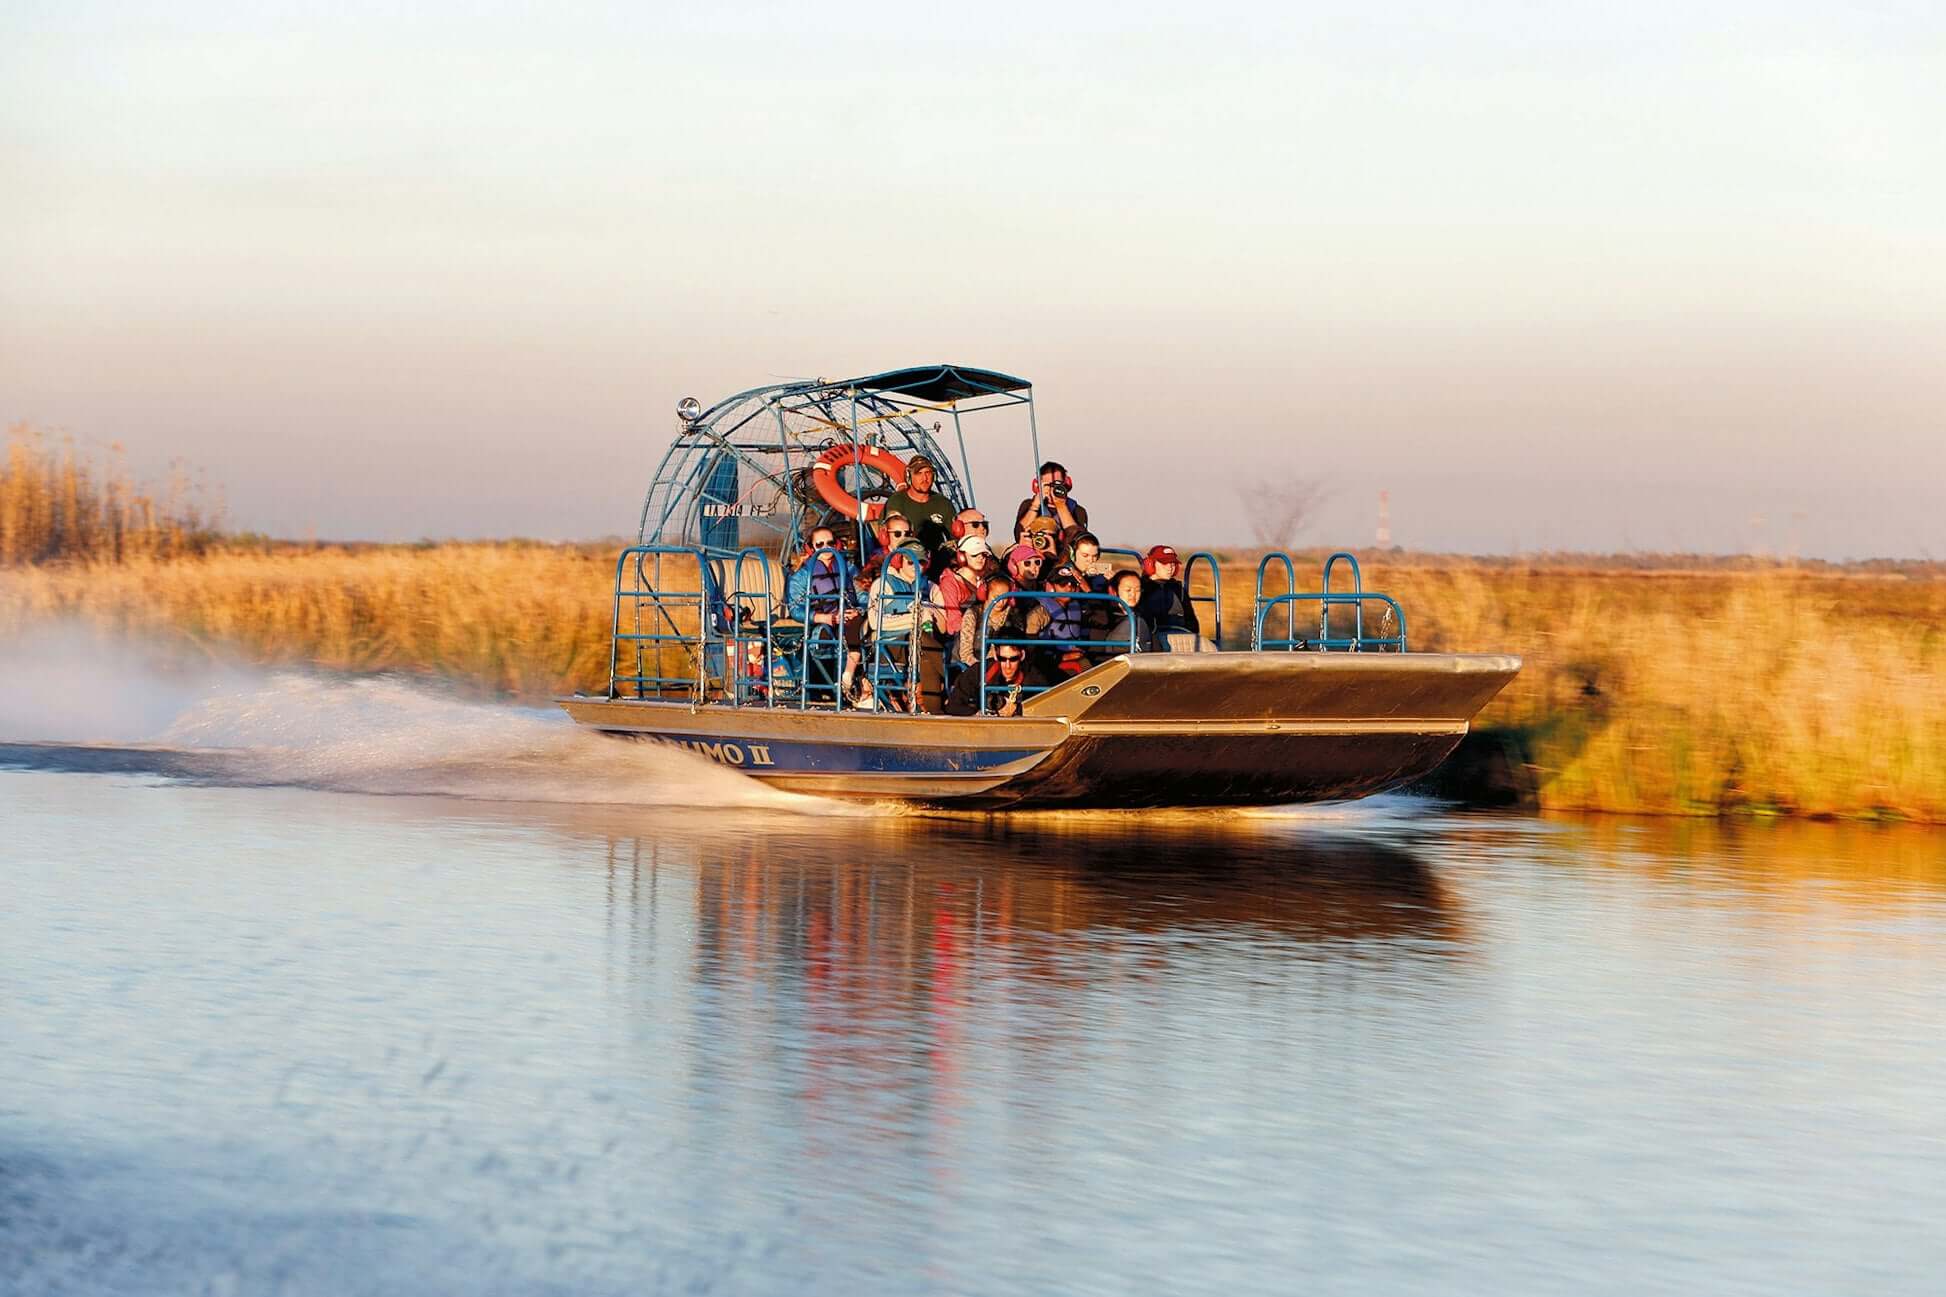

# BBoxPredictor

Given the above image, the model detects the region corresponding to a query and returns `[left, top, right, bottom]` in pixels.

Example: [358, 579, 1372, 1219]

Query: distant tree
[1236, 477, 1330, 552]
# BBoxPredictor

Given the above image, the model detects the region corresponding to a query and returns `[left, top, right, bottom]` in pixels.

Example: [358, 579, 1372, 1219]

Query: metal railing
[610, 544, 722, 701]
[724, 546, 776, 705]
[975, 591, 1137, 714]
[863, 573, 936, 712]
[1182, 550, 1222, 649]
[608, 545, 1211, 713]
[785, 546, 854, 709]
[1252, 550, 1407, 652]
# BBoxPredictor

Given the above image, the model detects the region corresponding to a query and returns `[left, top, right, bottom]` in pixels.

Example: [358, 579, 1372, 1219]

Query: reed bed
[5, 543, 1942, 821]
[1, 424, 221, 564]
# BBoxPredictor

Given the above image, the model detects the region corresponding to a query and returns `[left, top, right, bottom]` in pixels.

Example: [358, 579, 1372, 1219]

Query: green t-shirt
[883, 489, 954, 554]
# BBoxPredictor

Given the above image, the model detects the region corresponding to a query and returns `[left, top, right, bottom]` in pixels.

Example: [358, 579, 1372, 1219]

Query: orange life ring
[809, 442, 908, 520]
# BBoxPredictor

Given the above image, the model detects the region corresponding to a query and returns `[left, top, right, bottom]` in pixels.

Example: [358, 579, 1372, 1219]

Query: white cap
[956, 535, 993, 557]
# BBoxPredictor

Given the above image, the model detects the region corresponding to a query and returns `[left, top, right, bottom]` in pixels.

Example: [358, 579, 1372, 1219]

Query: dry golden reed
[5, 543, 1942, 821]
[1213, 559, 1946, 822]
[1, 424, 220, 564]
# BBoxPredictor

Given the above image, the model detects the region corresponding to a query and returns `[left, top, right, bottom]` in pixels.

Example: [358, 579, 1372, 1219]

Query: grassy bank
[5, 544, 1943, 822]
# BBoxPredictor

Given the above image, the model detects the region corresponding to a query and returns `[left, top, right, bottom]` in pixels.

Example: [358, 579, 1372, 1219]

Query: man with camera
[1013, 461, 1089, 550]
[942, 640, 1046, 717]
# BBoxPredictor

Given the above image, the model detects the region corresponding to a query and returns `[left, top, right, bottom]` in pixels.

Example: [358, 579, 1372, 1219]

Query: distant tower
[1376, 490, 1392, 548]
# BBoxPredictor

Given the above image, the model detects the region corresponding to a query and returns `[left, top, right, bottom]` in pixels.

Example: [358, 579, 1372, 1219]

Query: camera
[1049, 482, 1069, 498]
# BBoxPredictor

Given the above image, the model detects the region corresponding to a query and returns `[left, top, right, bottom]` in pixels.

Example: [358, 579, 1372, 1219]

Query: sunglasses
[997, 653, 1025, 663]
[886, 529, 912, 539]
[1019, 559, 1042, 567]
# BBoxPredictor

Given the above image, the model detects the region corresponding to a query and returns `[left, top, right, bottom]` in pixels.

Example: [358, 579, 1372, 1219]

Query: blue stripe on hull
[619, 731, 1038, 776]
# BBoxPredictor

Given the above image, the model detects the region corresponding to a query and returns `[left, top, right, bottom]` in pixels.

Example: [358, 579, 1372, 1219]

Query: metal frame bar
[1252, 593, 1407, 652]
[976, 591, 1137, 714]
[608, 544, 717, 702]
[1182, 550, 1223, 650]
[1254, 551, 1299, 648]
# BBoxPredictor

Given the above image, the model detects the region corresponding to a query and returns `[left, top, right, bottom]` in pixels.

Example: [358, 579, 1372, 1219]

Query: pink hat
[1005, 542, 1040, 566]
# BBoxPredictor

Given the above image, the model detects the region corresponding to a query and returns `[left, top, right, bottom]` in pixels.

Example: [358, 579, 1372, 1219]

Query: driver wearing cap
[882, 455, 955, 557]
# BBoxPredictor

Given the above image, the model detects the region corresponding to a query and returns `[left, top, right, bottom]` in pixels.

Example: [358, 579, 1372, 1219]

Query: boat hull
[558, 651, 1520, 809]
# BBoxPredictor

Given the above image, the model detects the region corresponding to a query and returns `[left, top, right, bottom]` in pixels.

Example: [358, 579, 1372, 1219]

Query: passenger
[943, 642, 1045, 717]
[1003, 541, 1046, 592]
[785, 526, 855, 623]
[864, 544, 942, 712]
[952, 507, 991, 541]
[1041, 564, 1093, 678]
[959, 569, 1048, 673]
[1021, 514, 1061, 561]
[1138, 545, 1202, 651]
[1102, 568, 1155, 655]
[1014, 461, 1090, 549]
[881, 454, 955, 557]
[944, 507, 991, 576]
[953, 572, 1009, 676]
[1068, 532, 1109, 593]
[933, 536, 991, 644]
[786, 525, 864, 696]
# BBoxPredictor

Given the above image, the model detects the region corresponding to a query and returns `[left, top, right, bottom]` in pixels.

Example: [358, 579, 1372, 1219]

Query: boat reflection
[579, 816, 1469, 1154]
[600, 815, 1461, 966]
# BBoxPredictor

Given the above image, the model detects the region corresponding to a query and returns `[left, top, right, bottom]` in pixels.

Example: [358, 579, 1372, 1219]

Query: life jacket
[806, 557, 847, 604]
[1047, 596, 1087, 641]
[935, 568, 977, 633]
[877, 550, 927, 618]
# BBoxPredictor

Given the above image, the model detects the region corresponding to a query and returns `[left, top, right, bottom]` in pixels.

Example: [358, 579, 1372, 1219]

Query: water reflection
[10, 771, 1946, 1295]
[597, 816, 1462, 983]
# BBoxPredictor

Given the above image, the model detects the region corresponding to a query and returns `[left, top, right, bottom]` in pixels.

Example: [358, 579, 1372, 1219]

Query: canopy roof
[835, 364, 1031, 405]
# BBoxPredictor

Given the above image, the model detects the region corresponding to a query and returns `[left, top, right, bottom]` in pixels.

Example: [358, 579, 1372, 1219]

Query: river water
[3, 656, 1944, 1295]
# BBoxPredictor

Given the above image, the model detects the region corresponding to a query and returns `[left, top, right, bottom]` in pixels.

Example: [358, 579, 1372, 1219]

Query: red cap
[1142, 545, 1181, 576]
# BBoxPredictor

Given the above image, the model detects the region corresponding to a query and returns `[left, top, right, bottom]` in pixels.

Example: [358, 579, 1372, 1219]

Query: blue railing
[864, 573, 935, 712]
[1182, 550, 1222, 649]
[1252, 550, 1406, 652]
[786, 546, 854, 709]
[1253, 593, 1407, 652]
[976, 591, 1137, 714]
[610, 544, 722, 701]
[724, 546, 776, 705]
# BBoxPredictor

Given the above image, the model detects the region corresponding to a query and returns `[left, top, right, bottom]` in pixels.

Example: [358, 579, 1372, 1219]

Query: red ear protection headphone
[1030, 469, 1073, 494]
[949, 511, 987, 540]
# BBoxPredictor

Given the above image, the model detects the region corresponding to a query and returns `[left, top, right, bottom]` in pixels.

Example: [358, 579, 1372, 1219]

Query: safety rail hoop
[1251, 550, 1406, 652]
[1321, 551, 1364, 646]
[610, 544, 717, 702]
[976, 591, 1138, 716]
[864, 558, 935, 712]
[724, 546, 775, 706]
[789, 545, 854, 712]
[1181, 550, 1222, 650]
[1252, 593, 1407, 652]
[1254, 551, 1299, 649]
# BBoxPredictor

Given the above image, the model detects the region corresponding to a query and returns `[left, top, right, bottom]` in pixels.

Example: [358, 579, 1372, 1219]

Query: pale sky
[4, 1, 1944, 557]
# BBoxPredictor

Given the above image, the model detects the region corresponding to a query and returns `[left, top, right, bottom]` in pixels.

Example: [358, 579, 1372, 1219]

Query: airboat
[559, 364, 1519, 808]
